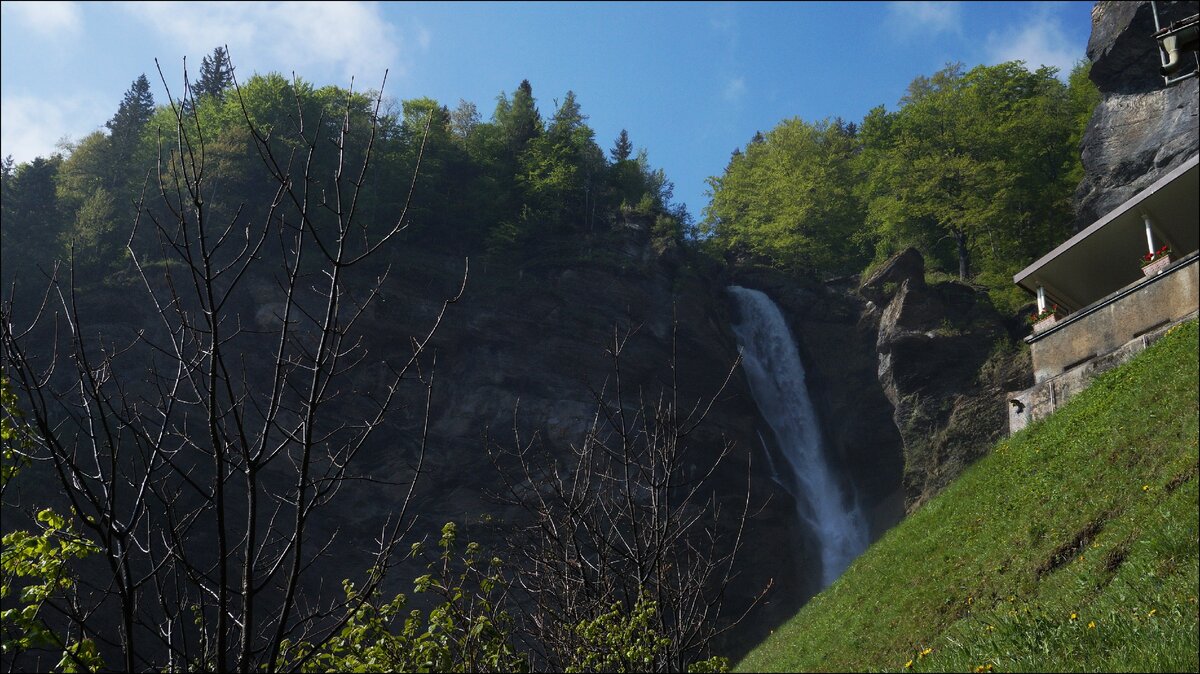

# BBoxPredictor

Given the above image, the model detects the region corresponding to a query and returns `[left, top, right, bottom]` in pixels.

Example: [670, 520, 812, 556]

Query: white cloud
[118, 2, 426, 86]
[709, 16, 734, 34]
[723, 77, 746, 102]
[0, 1, 83, 38]
[0, 93, 103, 163]
[984, 12, 1083, 77]
[889, 1, 963, 37]
[708, 6, 739, 52]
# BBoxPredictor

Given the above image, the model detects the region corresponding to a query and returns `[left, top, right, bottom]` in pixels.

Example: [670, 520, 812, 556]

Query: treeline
[1, 49, 688, 291]
[702, 61, 1099, 310]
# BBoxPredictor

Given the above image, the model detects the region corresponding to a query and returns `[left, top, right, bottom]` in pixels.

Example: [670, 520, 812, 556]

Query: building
[1007, 154, 1199, 433]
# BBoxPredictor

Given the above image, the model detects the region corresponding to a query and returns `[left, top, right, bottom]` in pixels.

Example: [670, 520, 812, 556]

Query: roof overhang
[1014, 154, 1200, 312]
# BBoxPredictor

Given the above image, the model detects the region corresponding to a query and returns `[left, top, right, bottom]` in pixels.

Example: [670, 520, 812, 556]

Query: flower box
[1032, 314, 1059, 333]
[1142, 253, 1173, 277]
[1028, 303, 1062, 334]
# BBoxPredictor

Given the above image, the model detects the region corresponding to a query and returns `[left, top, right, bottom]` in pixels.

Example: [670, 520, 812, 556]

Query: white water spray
[728, 285, 869, 587]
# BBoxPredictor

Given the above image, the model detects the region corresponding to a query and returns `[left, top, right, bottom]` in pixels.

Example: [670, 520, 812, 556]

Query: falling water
[728, 285, 869, 587]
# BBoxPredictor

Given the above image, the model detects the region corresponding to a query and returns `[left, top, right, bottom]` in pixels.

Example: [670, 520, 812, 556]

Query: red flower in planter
[1029, 304, 1060, 324]
[1142, 245, 1171, 267]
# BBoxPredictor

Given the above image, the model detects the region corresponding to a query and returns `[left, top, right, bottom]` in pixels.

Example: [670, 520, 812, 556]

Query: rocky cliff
[18, 224, 815, 663]
[858, 250, 1032, 511]
[335, 230, 817, 658]
[1074, 0, 1199, 228]
[732, 249, 1032, 516]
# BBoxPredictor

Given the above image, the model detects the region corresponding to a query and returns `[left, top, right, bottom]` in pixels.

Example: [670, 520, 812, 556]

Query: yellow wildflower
[904, 659, 914, 669]
[1088, 621, 1096, 629]
[1142, 484, 1150, 491]
[919, 647, 933, 658]
[1148, 608, 1157, 617]
[1070, 612, 1077, 621]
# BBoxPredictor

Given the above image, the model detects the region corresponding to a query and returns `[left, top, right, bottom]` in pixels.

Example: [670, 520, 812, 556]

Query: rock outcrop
[859, 250, 1031, 511]
[1074, 0, 1199, 228]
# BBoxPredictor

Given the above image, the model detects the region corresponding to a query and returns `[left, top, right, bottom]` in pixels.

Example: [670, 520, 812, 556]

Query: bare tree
[489, 323, 765, 672]
[1, 54, 463, 672]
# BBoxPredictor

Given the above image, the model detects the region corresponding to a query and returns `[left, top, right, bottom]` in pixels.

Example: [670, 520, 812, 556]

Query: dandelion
[985, 624, 995, 632]
[1070, 612, 1078, 621]
[905, 659, 914, 669]
[1088, 621, 1096, 629]
[919, 647, 933, 658]
[1147, 608, 1157, 618]
[1142, 484, 1150, 491]
[974, 665, 994, 673]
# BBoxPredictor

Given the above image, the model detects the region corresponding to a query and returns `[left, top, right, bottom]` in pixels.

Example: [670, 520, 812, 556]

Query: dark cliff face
[17, 225, 890, 661]
[1074, 0, 1200, 228]
[343, 233, 812, 659]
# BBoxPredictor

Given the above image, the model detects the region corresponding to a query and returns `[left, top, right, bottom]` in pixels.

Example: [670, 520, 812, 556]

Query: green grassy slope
[738, 320, 1199, 673]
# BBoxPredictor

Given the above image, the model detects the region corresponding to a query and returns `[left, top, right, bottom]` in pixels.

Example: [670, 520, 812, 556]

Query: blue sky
[1, 1, 1095, 219]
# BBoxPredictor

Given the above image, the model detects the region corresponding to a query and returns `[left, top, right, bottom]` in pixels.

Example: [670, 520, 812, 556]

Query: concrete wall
[1029, 254, 1198, 383]
[1008, 314, 1196, 433]
[1008, 253, 1199, 434]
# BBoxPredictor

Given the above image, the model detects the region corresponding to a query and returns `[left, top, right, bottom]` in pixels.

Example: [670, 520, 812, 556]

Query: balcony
[1008, 155, 1199, 433]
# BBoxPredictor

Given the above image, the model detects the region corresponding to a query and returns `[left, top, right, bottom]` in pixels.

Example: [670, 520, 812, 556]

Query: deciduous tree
[490, 325, 753, 673]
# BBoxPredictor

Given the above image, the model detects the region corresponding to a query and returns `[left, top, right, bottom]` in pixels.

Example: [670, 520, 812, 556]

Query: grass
[737, 319, 1199, 672]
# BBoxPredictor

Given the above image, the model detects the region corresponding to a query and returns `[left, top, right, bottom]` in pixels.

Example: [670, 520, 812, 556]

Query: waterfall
[728, 285, 869, 587]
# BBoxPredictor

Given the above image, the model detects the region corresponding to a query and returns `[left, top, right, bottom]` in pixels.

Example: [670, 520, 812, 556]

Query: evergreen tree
[495, 79, 541, 157]
[0, 155, 13, 212]
[610, 129, 632, 162]
[106, 75, 154, 165]
[196, 46, 233, 102]
[1, 155, 64, 284]
[522, 91, 605, 226]
[548, 90, 586, 142]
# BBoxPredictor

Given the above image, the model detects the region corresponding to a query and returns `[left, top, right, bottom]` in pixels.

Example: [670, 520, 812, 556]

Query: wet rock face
[730, 265, 907, 538]
[731, 247, 1038, 519]
[1074, 0, 1199, 229]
